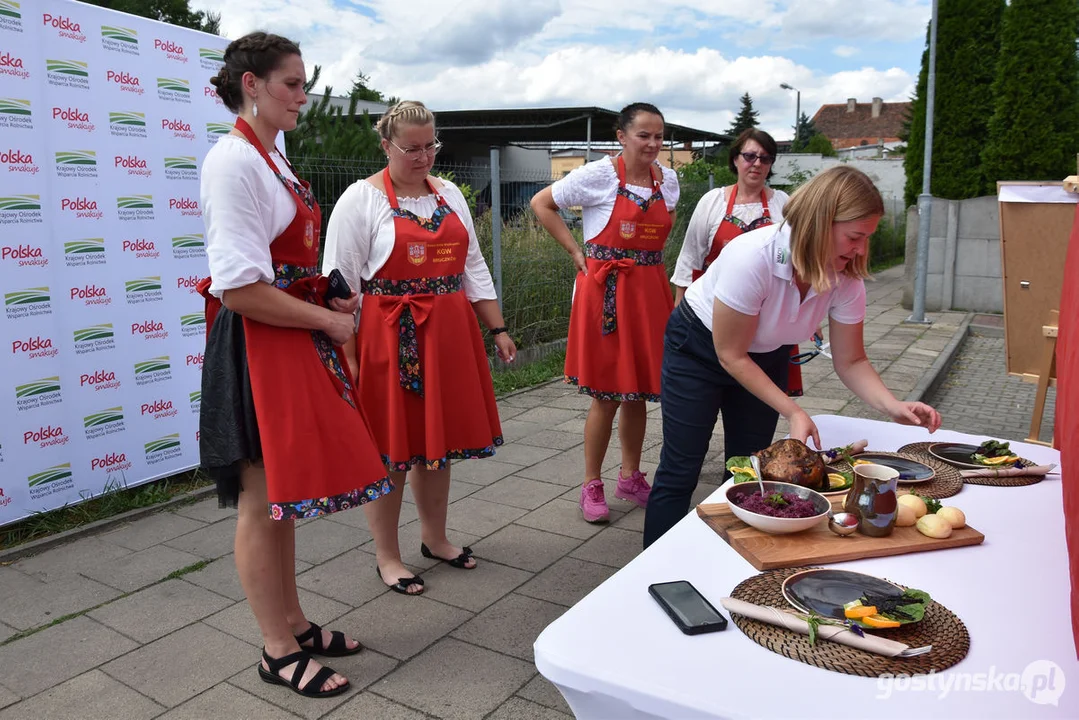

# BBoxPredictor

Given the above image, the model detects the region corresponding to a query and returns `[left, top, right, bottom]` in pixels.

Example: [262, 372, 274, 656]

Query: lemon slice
[982, 455, 1015, 466]
[852, 459, 873, 466]
[828, 473, 849, 489]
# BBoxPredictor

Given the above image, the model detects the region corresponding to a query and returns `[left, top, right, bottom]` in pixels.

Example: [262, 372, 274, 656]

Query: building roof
[365, 106, 729, 146]
[811, 98, 910, 149]
[306, 93, 389, 116]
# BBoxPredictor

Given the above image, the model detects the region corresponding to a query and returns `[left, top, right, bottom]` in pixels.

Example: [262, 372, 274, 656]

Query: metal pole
[708, 172, 715, 191]
[795, 91, 800, 148]
[489, 145, 503, 310]
[908, 0, 938, 325]
[585, 114, 592, 162]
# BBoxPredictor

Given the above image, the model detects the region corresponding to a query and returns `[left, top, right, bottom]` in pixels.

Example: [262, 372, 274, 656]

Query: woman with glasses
[672, 129, 808, 396]
[643, 166, 941, 547]
[323, 100, 514, 596]
[199, 32, 392, 699]
[531, 102, 679, 523]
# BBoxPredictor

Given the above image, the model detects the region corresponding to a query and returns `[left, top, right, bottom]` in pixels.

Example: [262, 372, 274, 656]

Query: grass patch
[491, 349, 566, 396]
[1, 469, 211, 552]
[164, 559, 211, 580]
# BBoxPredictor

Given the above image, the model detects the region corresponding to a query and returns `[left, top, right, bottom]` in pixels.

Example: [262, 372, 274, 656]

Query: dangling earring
[252, 101, 259, 118]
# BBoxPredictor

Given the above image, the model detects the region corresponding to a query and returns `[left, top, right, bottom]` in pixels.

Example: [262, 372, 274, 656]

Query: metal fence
[292, 156, 908, 352]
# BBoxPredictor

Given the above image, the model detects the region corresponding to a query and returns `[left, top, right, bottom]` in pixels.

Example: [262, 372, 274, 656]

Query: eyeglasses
[739, 151, 775, 166]
[790, 330, 831, 365]
[388, 139, 443, 159]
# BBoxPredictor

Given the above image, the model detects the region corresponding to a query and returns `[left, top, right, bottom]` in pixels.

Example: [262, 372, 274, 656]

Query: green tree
[792, 112, 818, 151]
[727, 92, 760, 136]
[981, 0, 1079, 188]
[904, 0, 1005, 206]
[83, 0, 221, 34]
[803, 133, 837, 157]
[350, 71, 400, 106]
[286, 66, 382, 159]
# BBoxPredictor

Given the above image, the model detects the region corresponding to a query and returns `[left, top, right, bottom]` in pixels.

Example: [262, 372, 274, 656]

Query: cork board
[997, 181, 1076, 381]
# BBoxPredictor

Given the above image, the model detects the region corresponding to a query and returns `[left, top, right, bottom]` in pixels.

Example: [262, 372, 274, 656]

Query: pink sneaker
[615, 469, 651, 508]
[579, 478, 609, 523]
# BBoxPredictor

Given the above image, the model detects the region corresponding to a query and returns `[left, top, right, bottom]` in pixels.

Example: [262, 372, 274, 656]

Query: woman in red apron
[199, 34, 391, 699]
[671, 129, 805, 396]
[531, 103, 679, 523]
[323, 101, 514, 595]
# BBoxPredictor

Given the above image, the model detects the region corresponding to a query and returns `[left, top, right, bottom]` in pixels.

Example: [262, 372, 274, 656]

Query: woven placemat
[827, 451, 963, 499]
[897, 442, 1043, 487]
[728, 567, 970, 677]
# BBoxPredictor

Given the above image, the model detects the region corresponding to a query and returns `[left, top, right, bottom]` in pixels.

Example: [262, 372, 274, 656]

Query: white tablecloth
[534, 416, 1075, 719]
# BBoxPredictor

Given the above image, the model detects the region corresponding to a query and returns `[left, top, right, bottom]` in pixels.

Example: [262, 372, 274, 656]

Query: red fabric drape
[1056, 202, 1079, 657]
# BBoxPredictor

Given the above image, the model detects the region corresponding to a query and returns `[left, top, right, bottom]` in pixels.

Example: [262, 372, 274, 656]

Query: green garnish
[858, 588, 931, 625]
[725, 456, 757, 484]
[919, 495, 942, 514]
[765, 492, 789, 507]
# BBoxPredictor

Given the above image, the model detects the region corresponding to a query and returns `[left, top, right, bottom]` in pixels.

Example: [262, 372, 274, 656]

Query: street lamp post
[780, 83, 800, 148]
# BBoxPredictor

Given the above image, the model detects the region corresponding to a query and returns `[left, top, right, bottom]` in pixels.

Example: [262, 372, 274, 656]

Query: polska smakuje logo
[117, 194, 153, 221]
[172, 233, 205, 260]
[180, 312, 205, 339]
[105, 69, 143, 96]
[178, 274, 206, 296]
[0, 98, 32, 130]
[70, 281, 112, 307]
[61, 194, 103, 220]
[15, 375, 62, 412]
[4, 285, 50, 320]
[1, 147, 37, 174]
[28, 463, 74, 500]
[146, 433, 182, 465]
[74, 322, 116, 354]
[164, 155, 197, 180]
[122, 237, 159, 259]
[132, 318, 168, 342]
[154, 38, 187, 63]
[0, 50, 29, 79]
[0, 193, 42, 225]
[42, 12, 87, 43]
[101, 25, 138, 55]
[84, 406, 124, 440]
[157, 76, 190, 103]
[163, 117, 195, 140]
[11, 334, 58, 360]
[46, 59, 90, 90]
[80, 367, 120, 392]
[65, 238, 106, 267]
[52, 105, 95, 132]
[109, 110, 146, 138]
[55, 149, 97, 178]
[125, 275, 163, 305]
[0, 1, 23, 32]
[1, 240, 47, 267]
[134, 355, 171, 386]
[115, 153, 151, 177]
[23, 423, 68, 449]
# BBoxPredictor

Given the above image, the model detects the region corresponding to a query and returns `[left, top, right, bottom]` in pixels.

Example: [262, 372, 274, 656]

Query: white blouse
[201, 135, 301, 298]
[551, 158, 680, 241]
[684, 223, 866, 353]
[671, 186, 789, 288]
[322, 178, 497, 311]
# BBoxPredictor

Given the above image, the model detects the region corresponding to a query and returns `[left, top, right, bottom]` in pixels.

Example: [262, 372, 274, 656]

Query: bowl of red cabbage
[725, 481, 831, 534]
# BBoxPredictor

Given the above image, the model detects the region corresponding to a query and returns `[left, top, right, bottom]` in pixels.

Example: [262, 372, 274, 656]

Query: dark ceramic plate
[927, 442, 1019, 470]
[851, 453, 936, 484]
[782, 569, 905, 622]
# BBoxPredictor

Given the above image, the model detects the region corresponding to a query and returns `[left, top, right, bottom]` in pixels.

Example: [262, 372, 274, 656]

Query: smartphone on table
[648, 580, 728, 635]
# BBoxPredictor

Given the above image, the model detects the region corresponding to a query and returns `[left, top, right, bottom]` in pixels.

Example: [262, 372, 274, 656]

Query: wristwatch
[488, 326, 509, 336]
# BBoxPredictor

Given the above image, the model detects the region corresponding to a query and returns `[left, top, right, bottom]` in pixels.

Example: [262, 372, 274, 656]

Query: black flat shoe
[257, 649, 349, 698]
[294, 621, 363, 657]
[376, 566, 425, 595]
[420, 543, 476, 569]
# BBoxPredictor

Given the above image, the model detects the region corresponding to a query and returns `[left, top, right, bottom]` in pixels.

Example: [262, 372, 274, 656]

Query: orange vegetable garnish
[862, 614, 901, 628]
[844, 605, 878, 619]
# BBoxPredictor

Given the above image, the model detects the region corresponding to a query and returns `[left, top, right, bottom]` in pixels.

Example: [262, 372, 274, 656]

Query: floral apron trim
[269, 477, 395, 520]
[391, 203, 454, 233]
[273, 262, 357, 410]
[361, 274, 464, 397]
[564, 375, 660, 403]
[381, 436, 505, 472]
[584, 242, 665, 336]
[617, 185, 664, 213]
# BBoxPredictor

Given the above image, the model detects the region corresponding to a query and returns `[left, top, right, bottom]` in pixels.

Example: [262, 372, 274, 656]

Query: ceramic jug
[842, 463, 900, 537]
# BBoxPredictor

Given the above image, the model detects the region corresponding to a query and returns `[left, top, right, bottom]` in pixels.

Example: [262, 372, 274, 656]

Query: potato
[937, 506, 966, 529]
[895, 504, 917, 527]
[897, 494, 927, 518]
[916, 514, 953, 539]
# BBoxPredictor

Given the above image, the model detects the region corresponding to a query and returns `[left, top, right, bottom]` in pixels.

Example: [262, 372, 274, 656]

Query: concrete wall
[901, 196, 1002, 313]
[772, 154, 906, 200]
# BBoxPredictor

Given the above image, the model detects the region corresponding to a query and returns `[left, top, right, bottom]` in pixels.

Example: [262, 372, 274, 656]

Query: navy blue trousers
[642, 302, 790, 548]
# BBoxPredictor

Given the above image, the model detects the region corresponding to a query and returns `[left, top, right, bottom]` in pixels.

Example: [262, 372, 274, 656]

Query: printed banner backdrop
[0, 0, 230, 526]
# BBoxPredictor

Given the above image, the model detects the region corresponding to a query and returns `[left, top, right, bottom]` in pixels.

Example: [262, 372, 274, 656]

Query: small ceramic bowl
[724, 481, 831, 535]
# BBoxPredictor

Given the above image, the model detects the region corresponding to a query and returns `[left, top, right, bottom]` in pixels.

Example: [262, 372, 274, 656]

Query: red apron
[198, 118, 392, 519]
[564, 156, 673, 401]
[357, 168, 502, 471]
[690, 186, 803, 397]
[1057, 202, 1079, 655]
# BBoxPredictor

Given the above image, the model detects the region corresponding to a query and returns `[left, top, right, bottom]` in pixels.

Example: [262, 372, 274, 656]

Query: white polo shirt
[683, 223, 866, 353]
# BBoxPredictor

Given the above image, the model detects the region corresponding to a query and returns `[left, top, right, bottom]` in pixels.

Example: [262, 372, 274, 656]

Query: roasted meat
[754, 438, 828, 491]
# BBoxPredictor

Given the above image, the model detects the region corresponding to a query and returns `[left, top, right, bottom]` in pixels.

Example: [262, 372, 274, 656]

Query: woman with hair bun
[199, 31, 391, 698]
[531, 103, 680, 524]
[323, 100, 513, 596]
[643, 166, 942, 547]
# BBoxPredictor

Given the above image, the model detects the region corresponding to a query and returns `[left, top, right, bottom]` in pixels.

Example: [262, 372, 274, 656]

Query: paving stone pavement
[0, 265, 1030, 720]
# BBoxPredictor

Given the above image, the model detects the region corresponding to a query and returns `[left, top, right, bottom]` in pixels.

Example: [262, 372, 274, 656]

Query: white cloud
[833, 45, 859, 57]
[779, 0, 928, 44]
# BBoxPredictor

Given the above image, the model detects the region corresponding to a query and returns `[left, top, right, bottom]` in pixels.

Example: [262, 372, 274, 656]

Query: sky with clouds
[191, 0, 931, 140]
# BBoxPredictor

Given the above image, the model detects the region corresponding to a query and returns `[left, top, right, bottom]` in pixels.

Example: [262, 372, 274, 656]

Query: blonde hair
[376, 100, 434, 141]
[783, 165, 883, 292]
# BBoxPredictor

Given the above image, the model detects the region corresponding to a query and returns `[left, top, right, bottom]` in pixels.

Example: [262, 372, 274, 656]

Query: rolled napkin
[721, 597, 909, 657]
[960, 463, 1058, 479]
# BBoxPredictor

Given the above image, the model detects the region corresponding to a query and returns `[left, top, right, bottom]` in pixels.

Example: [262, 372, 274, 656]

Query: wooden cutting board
[695, 498, 984, 570]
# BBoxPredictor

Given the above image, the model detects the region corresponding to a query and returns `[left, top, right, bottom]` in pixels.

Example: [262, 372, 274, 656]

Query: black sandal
[420, 543, 476, 569]
[257, 649, 350, 698]
[376, 566, 425, 595]
[294, 622, 363, 657]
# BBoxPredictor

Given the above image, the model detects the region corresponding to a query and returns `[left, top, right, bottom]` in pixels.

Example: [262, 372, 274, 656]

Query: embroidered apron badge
[619, 220, 637, 240]
[407, 241, 427, 265]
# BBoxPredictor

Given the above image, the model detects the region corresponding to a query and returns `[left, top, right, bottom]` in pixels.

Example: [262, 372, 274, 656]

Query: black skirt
[200, 307, 262, 508]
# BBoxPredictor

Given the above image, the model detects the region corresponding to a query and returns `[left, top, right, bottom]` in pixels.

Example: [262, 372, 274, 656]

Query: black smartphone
[648, 581, 728, 635]
[324, 268, 352, 302]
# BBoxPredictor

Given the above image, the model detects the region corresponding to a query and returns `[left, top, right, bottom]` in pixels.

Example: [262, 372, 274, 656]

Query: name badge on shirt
[408, 241, 427, 265]
[304, 220, 315, 248]
[775, 247, 789, 264]
[619, 220, 637, 240]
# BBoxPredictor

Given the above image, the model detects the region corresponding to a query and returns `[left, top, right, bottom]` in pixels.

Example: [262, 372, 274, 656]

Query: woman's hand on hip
[788, 410, 821, 450]
[329, 292, 360, 315]
[885, 400, 942, 433]
[571, 249, 587, 275]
